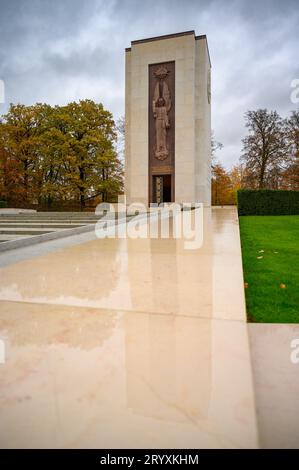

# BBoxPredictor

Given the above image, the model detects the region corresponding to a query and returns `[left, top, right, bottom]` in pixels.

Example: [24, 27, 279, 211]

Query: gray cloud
[0, 0, 298, 167]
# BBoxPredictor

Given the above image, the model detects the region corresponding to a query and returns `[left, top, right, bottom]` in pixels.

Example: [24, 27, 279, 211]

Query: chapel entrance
[152, 175, 172, 204]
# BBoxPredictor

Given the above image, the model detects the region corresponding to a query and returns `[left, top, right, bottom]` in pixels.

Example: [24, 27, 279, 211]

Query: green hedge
[237, 189, 299, 216]
[0, 200, 7, 208]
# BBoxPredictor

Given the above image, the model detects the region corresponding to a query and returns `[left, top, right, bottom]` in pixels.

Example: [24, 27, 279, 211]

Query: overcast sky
[0, 0, 298, 168]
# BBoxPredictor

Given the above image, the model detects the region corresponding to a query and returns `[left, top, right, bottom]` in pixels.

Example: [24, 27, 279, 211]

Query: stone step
[0, 216, 99, 218]
[0, 234, 33, 241]
[0, 215, 99, 218]
[0, 223, 87, 229]
[0, 228, 62, 235]
[0, 215, 98, 218]
[0, 218, 98, 223]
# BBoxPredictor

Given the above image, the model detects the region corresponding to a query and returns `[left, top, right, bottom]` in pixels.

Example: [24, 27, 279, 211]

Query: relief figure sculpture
[152, 66, 172, 161]
[153, 98, 169, 160]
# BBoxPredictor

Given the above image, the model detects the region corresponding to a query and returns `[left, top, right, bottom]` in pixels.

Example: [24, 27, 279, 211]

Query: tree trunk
[24, 159, 28, 200]
[80, 191, 85, 210]
[259, 162, 266, 189]
[47, 195, 53, 210]
[79, 164, 85, 210]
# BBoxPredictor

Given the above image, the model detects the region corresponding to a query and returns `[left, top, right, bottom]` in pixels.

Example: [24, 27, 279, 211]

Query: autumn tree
[0, 141, 24, 204]
[241, 109, 288, 189]
[211, 132, 231, 205]
[0, 100, 123, 208]
[228, 164, 243, 203]
[60, 100, 122, 208]
[34, 104, 73, 207]
[283, 110, 299, 190]
[0, 104, 47, 202]
[116, 115, 125, 164]
[212, 163, 227, 204]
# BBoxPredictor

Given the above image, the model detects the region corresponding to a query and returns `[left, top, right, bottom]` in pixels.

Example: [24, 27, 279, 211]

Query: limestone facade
[125, 31, 211, 206]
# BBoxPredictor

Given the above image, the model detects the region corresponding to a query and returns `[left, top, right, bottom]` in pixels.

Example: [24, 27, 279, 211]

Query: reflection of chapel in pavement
[125, 31, 211, 206]
[124, 210, 213, 423]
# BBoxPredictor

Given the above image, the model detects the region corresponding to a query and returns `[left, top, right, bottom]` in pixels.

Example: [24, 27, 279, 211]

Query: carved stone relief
[152, 66, 172, 161]
[149, 61, 175, 203]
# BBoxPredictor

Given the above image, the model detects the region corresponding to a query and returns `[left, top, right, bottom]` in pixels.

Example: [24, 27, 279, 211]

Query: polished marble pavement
[249, 323, 299, 449]
[0, 207, 259, 448]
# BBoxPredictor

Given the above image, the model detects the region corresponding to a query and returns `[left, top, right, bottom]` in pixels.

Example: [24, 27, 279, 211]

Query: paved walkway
[249, 323, 299, 448]
[0, 207, 258, 448]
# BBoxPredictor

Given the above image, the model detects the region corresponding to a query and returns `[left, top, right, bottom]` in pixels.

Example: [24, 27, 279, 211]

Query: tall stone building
[125, 30, 211, 206]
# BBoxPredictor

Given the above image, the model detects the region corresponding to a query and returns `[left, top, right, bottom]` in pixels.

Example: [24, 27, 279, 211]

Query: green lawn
[239, 215, 299, 323]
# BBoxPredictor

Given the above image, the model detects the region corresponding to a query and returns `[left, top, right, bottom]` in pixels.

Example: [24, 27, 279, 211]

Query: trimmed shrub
[0, 200, 7, 208]
[237, 189, 299, 216]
